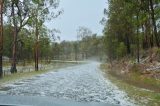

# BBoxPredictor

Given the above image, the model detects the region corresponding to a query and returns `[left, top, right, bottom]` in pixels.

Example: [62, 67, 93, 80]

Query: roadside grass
[129, 72, 160, 92]
[0, 62, 82, 85]
[100, 64, 160, 106]
[0, 70, 48, 85]
[3, 60, 87, 67]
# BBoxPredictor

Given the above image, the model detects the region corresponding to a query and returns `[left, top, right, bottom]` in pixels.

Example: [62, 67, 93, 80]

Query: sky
[45, 0, 108, 41]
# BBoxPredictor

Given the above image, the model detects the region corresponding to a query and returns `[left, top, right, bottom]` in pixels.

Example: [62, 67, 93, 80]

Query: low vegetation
[100, 47, 160, 92]
[101, 64, 160, 106]
[0, 62, 78, 85]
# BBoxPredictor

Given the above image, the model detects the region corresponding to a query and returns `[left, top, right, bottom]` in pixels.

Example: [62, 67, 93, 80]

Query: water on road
[0, 62, 135, 106]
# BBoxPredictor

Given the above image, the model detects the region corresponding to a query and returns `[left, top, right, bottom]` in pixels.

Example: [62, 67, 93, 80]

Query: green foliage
[116, 42, 127, 58]
[3, 25, 13, 58]
[103, 0, 160, 62]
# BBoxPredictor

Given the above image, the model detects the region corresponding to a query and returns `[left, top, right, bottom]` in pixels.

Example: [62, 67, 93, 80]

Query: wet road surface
[0, 62, 135, 106]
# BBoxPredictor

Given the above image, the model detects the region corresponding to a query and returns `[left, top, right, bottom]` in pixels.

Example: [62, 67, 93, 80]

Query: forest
[100, 1, 160, 104]
[102, 0, 160, 93]
[103, 0, 160, 62]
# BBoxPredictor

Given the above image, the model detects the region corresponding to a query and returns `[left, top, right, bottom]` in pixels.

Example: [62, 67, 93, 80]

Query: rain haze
[45, 0, 108, 41]
[1, 0, 158, 105]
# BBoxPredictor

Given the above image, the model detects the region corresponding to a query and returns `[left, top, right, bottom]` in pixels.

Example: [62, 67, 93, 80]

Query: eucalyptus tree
[74, 42, 78, 61]
[77, 26, 92, 59]
[0, 0, 3, 78]
[124, 0, 142, 63]
[29, 0, 62, 71]
[4, 0, 32, 73]
[149, 0, 160, 47]
[77, 26, 92, 39]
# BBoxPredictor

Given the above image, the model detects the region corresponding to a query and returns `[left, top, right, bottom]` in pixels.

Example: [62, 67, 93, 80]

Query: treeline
[3, 24, 104, 61]
[51, 34, 104, 61]
[103, 0, 160, 63]
[3, 25, 54, 61]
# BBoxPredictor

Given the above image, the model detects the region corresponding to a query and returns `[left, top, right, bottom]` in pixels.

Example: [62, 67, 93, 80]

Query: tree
[8, 0, 32, 73]
[0, 0, 3, 78]
[74, 42, 78, 61]
[149, 0, 160, 47]
[77, 26, 92, 59]
[29, 0, 62, 71]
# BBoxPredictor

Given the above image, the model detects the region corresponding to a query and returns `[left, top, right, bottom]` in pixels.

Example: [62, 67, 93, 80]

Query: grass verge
[0, 62, 80, 85]
[100, 64, 160, 106]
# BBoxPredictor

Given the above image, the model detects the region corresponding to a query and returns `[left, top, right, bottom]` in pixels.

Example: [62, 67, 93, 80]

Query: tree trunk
[0, 0, 3, 78]
[10, 3, 18, 73]
[142, 23, 148, 49]
[137, 14, 140, 63]
[35, 17, 39, 71]
[85, 52, 88, 59]
[74, 43, 78, 61]
[145, 19, 153, 48]
[149, 0, 160, 47]
[125, 34, 131, 54]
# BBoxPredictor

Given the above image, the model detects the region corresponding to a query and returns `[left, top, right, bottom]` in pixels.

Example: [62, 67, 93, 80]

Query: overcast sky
[45, 0, 108, 41]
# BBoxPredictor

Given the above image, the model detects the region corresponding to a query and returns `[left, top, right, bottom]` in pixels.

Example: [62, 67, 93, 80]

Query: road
[0, 62, 135, 106]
